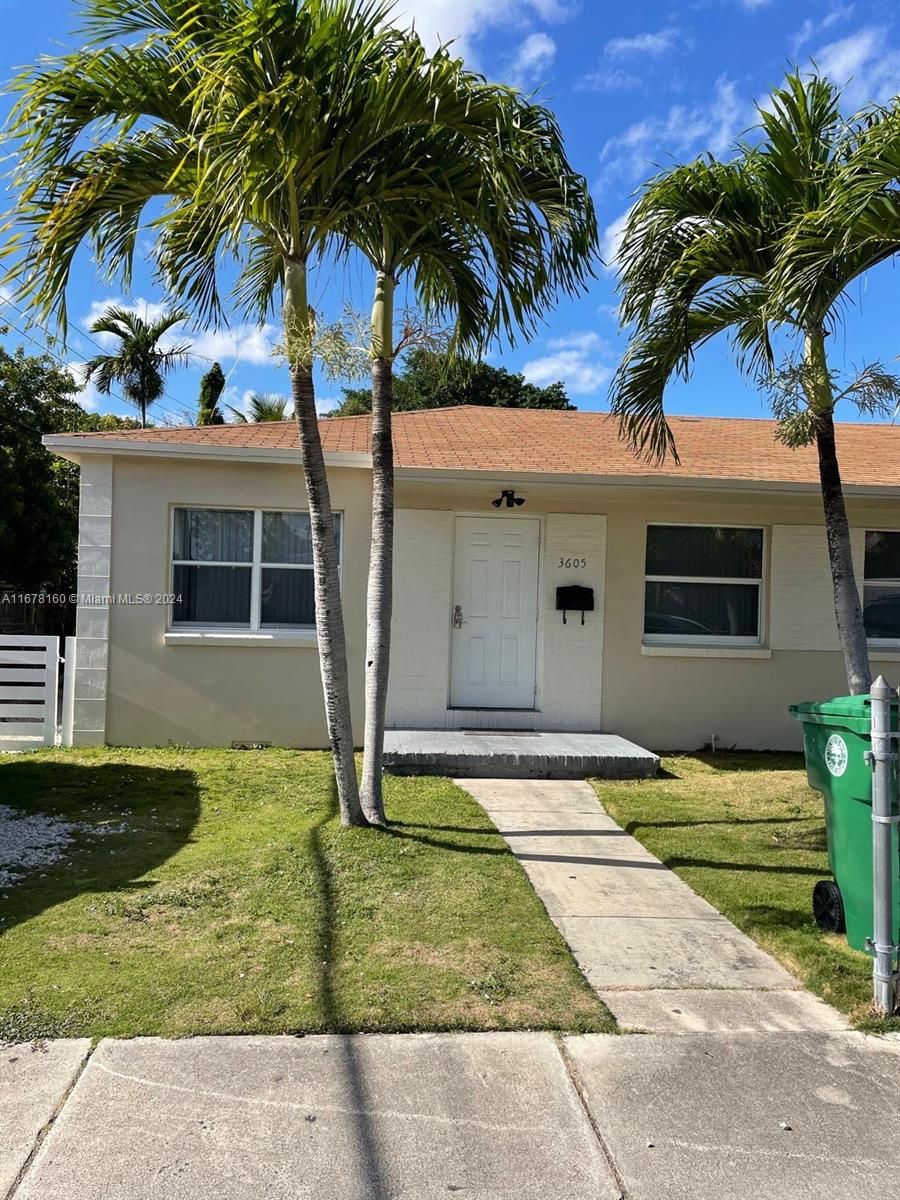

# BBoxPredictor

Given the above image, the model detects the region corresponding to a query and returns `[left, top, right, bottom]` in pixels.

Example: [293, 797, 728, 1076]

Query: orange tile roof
[53, 405, 900, 488]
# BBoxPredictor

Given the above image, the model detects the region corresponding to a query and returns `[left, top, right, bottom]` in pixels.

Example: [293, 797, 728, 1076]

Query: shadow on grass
[619, 814, 814, 836]
[0, 758, 199, 935]
[663, 855, 825, 877]
[305, 774, 392, 1198]
[667, 751, 807, 774]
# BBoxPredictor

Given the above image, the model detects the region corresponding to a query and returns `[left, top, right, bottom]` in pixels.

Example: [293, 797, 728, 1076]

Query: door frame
[447, 510, 544, 712]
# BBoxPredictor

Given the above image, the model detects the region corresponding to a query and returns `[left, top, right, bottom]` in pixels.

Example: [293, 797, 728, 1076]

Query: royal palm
[612, 73, 900, 694]
[3, 0, 548, 823]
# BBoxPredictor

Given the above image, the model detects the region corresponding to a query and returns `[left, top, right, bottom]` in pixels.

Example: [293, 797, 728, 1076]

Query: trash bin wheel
[812, 880, 845, 933]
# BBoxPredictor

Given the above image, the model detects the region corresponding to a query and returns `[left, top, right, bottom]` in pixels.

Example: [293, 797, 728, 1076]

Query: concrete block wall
[71, 456, 113, 745]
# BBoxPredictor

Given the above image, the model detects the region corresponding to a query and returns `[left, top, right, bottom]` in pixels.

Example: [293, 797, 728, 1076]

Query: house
[44, 406, 900, 753]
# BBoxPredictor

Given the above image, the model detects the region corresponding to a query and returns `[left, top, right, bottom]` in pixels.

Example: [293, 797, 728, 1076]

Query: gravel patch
[0, 806, 128, 888]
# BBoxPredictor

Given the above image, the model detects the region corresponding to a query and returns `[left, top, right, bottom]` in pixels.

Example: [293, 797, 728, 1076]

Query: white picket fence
[0, 634, 60, 751]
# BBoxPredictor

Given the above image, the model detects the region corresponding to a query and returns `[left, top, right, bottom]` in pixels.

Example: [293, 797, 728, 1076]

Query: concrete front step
[383, 730, 659, 779]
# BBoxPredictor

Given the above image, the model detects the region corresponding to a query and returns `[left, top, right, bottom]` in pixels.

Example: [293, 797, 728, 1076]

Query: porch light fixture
[491, 489, 525, 509]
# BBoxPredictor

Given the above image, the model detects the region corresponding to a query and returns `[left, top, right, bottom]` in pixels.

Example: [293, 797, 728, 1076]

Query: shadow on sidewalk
[305, 775, 392, 1200]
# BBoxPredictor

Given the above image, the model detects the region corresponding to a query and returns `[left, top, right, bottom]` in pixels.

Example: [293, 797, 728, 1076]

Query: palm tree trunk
[360, 268, 395, 825]
[806, 328, 871, 695]
[285, 258, 365, 826]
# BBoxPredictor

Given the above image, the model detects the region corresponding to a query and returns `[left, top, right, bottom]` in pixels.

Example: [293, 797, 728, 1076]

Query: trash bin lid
[789, 692, 898, 731]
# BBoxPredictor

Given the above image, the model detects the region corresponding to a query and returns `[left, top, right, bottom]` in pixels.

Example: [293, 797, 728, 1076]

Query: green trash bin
[789, 694, 900, 954]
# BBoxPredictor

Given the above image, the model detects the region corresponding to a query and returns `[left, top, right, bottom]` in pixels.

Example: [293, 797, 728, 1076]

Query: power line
[0, 310, 188, 426]
[1, 295, 191, 424]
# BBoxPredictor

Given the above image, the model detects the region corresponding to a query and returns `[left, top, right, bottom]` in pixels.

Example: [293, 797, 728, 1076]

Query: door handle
[453, 604, 465, 629]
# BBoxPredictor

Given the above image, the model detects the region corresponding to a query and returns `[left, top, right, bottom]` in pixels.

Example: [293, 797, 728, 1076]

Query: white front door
[449, 516, 540, 709]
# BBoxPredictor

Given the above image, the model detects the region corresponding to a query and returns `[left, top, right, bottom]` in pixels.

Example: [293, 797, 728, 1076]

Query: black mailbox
[556, 584, 594, 625]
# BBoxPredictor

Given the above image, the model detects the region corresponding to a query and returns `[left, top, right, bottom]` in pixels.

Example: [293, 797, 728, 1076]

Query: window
[171, 507, 340, 629]
[643, 525, 764, 644]
[863, 531, 900, 642]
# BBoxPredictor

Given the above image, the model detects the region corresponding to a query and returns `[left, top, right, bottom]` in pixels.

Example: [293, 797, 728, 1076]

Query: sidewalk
[3, 779, 900, 1200]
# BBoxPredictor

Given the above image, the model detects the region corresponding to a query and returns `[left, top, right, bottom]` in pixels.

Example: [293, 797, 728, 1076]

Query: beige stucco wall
[86, 454, 900, 752]
[102, 456, 371, 747]
[391, 476, 900, 752]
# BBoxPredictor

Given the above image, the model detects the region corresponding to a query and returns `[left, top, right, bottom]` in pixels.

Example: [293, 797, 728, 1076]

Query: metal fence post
[869, 675, 898, 1015]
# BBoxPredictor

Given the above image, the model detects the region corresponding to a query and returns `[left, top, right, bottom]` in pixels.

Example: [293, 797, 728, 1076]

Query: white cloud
[599, 208, 633, 272]
[82, 297, 279, 367]
[740, 0, 771, 10]
[188, 324, 280, 367]
[388, 0, 571, 64]
[548, 330, 608, 352]
[812, 26, 900, 106]
[576, 67, 642, 93]
[505, 32, 556, 89]
[604, 28, 678, 58]
[65, 362, 102, 412]
[597, 75, 748, 188]
[522, 347, 611, 395]
[790, 6, 853, 57]
[316, 396, 341, 416]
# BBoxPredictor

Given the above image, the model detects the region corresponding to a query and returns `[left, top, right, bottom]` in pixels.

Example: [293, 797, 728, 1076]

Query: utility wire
[1, 294, 191, 424]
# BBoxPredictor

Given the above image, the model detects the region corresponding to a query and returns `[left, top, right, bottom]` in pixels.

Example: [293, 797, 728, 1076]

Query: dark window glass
[174, 509, 253, 563]
[864, 531, 900, 581]
[646, 526, 763, 579]
[173, 564, 251, 624]
[260, 568, 315, 626]
[644, 581, 760, 638]
[864, 585, 900, 639]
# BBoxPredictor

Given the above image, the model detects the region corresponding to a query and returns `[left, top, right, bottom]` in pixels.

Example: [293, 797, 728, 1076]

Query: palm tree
[227, 393, 289, 423]
[344, 105, 598, 823]
[611, 72, 900, 695]
[197, 361, 225, 425]
[83, 305, 189, 427]
[3, 0, 515, 824]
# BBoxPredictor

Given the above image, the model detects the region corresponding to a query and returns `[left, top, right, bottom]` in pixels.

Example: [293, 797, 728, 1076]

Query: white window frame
[642, 522, 766, 647]
[863, 528, 900, 648]
[169, 505, 342, 632]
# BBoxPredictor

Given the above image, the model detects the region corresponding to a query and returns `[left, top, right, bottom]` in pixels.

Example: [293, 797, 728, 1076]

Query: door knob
[453, 604, 464, 628]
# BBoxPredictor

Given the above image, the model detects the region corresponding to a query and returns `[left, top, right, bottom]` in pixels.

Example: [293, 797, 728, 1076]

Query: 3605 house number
[558, 556, 587, 569]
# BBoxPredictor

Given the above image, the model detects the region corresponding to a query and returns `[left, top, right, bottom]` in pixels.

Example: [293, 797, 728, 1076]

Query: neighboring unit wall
[599, 491, 900, 752]
[70, 455, 113, 745]
[769, 524, 865, 650]
[100, 456, 371, 747]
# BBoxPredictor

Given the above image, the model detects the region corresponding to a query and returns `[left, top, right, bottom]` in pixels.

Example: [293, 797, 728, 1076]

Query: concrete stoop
[383, 730, 659, 779]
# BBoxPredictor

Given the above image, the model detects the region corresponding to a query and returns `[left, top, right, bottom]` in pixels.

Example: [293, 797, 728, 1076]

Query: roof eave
[393, 465, 900, 499]
[42, 434, 373, 470]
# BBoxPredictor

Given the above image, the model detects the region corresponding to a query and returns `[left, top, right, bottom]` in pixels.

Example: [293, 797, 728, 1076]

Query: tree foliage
[611, 71, 900, 460]
[197, 361, 225, 425]
[330, 348, 573, 416]
[83, 305, 190, 427]
[0, 341, 138, 592]
[227, 393, 289, 422]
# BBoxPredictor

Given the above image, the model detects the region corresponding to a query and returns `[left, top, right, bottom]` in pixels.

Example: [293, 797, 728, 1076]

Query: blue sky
[3, 0, 900, 425]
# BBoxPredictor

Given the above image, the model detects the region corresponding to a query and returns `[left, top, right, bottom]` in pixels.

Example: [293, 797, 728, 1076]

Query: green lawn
[596, 752, 892, 1027]
[0, 747, 610, 1041]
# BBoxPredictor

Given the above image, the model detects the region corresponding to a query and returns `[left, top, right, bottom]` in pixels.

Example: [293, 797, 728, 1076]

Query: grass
[0, 747, 611, 1041]
[596, 752, 897, 1029]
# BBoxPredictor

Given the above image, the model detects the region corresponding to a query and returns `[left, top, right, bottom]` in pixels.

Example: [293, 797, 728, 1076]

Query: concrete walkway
[4, 778, 900, 1199]
[460, 778, 848, 1033]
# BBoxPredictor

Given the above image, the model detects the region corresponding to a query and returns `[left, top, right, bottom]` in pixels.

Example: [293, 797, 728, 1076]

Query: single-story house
[45, 405, 900, 753]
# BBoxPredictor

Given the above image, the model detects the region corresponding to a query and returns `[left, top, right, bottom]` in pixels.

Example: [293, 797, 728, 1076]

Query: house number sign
[558, 557, 587, 569]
